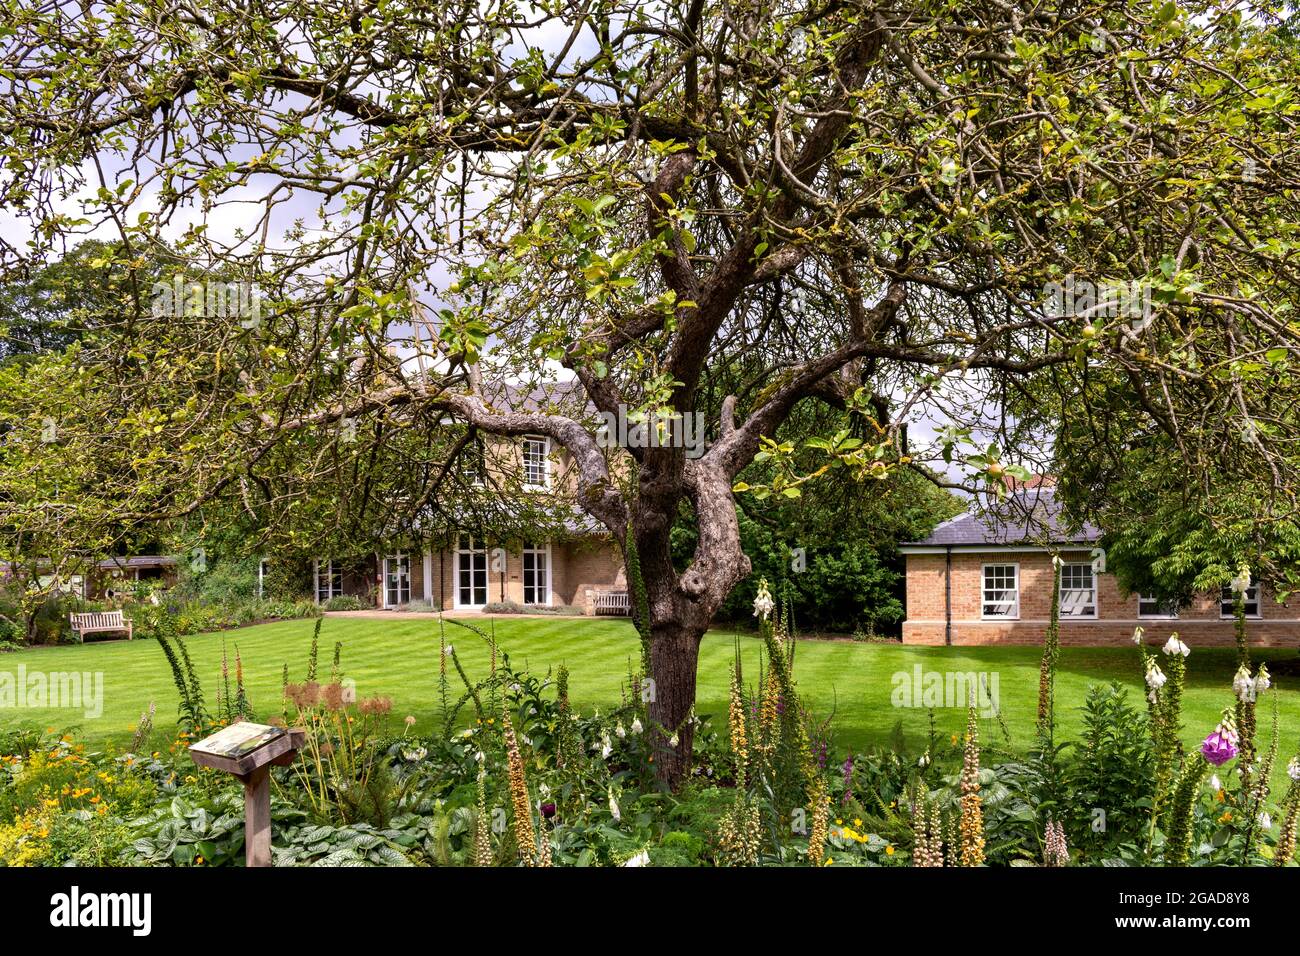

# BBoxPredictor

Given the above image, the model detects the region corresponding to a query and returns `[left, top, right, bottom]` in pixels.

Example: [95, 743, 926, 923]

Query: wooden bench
[69, 610, 133, 642]
[593, 590, 630, 616]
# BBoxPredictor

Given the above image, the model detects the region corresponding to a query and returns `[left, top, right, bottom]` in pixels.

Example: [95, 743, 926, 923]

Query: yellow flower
[885, 845, 895, 856]
[1220, 811, 1233, 823]
[853, 818, 862, 827]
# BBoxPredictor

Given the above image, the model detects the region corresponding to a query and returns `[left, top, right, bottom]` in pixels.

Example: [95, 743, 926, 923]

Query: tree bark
[647, 616, 707, 787]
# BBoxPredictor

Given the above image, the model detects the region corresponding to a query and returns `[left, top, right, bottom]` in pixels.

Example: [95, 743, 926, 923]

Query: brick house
[296, 531, 627, 615]
[899, 487, 1298, 646]
[289, 382, 629, 615]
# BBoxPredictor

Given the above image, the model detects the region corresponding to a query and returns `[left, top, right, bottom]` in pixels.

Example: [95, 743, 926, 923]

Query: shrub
[1067, 682, 1155, 853]
[483, 600, 523, 614]
[530, 604, 586, 616]
[323, 595, 371, 612]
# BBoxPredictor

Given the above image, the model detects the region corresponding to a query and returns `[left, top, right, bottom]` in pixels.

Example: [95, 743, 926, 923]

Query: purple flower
[1201, 725, 1239, 766]
[540, 802, 556, 820]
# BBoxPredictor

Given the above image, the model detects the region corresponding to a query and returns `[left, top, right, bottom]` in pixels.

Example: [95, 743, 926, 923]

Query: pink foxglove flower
[1201, 723, 1239, 766]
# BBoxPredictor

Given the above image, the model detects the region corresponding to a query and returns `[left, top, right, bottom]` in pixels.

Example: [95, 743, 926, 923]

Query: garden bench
[69, 610, 133, 642]
[593, 590, 630, 616]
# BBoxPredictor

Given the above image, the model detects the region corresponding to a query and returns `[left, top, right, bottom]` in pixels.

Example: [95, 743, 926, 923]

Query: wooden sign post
[190, 723, 306, 867]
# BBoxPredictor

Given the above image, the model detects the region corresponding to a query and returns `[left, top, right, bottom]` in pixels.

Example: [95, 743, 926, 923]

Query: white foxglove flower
[918, 753, 931, 768]
[1260, 812, 1273, 830]
[1255, 665, 1271, 695]
[1052, 554, 1064, 569]
[608, 789, 621, 822]
[1162, 635, 1190, 657]
[444, 645, 454, 656]
[753, 580, 775, 621]
[630, 718, 643, 735]
[1145, 662, 1167, 692]
[1132, 625, 1144, 645]
[521, 735, 532, 746]
[1288, 757, 1300, 782]
[615, 723, 626, 739]
[1231, 567, 1252, 595]
[600, 735, 613, 759]
[623, 849, 649, 867]
[1209, 774, 1221, 791]
[1233, 664, 1255, 702]
[668, 734, 679, 748]
[474, 750, 485, 764]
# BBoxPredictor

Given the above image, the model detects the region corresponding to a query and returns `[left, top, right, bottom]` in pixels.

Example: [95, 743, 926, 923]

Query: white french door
[455, 537, 488, 608]
[383, 553, 411, 608]
[522, 542, 551, 606]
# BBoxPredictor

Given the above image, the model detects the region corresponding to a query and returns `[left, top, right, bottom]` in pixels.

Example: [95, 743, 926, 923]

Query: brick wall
[902, 550, 1300, 647]
[406, 537, 625, 613]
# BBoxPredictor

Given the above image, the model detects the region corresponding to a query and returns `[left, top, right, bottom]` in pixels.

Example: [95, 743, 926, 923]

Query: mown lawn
[4, 614, 1299, 785]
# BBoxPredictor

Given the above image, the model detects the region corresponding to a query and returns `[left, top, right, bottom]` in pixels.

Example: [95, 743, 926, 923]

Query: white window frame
[522, 435, 550, 490]
[314, 559, 342, 604]
[1137, 593, 1178, 619]
[383, 553, 411, 608]
[455, 536, 489, 609]
[258, 558, 269, 600]
[1058, 562, 1098, 619]
[1221, 583, 1262, 619]
[981, 563, 1019, 620]
[522, 542, 552, 607]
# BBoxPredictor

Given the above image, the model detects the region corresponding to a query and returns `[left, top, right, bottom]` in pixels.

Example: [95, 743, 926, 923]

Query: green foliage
[1037, 560, 1063, 740]
[625, 524, 651, 665]
[155, 634, 209, 735]
[322, 595, 370, 612]
[677, 469, 960, 632]
[1067, 683, 1155, 854]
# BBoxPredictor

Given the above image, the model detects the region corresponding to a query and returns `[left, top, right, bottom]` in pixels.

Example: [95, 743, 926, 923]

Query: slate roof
[903, 487, 1101, 548]
[96, 555, 178, 569]
[482, 379, 593, 415]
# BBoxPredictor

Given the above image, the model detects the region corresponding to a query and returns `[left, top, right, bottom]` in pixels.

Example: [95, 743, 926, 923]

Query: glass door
[384, 554, 411, 608]
[456, 537, 488, 608]
[522, 543, 551, 606]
